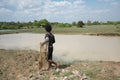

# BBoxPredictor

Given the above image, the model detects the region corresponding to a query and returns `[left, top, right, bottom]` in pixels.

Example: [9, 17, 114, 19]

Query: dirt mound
[0, 49, 120, 80]
[0, 49, 38, 80]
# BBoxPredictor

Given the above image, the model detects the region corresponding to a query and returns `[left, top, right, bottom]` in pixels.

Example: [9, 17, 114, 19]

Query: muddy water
[0, 33, 120, 62]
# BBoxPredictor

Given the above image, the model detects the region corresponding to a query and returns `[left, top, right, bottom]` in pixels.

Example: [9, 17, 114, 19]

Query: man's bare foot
[55, 64, 58, 70]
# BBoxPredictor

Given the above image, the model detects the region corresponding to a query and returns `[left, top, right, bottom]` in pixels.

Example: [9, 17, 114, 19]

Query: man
[41, 24, 57, 70]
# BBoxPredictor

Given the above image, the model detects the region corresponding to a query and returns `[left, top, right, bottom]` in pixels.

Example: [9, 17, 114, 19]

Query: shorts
[48, 46, 53, 60]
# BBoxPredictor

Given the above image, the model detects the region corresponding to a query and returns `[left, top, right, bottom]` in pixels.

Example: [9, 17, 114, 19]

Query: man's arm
[41, 37, 49, 46]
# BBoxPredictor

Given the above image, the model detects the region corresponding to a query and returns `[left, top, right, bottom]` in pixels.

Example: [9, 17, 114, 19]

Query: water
[0, 33, 120, 62]
[0, 30, 14, 32]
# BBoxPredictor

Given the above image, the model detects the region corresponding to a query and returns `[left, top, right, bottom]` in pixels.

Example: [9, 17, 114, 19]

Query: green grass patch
[0, 24, 120, 36]
[54, 70, 73, 77]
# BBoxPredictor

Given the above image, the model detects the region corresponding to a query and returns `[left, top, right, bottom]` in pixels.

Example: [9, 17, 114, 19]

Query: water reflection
[0, 33, 120, 61]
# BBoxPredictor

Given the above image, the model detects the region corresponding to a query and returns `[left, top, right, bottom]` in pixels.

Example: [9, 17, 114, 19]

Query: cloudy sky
[0, 0, 120, 23]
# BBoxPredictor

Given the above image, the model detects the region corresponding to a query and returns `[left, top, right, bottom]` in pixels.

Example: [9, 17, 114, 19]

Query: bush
[77, 21, 84, 28]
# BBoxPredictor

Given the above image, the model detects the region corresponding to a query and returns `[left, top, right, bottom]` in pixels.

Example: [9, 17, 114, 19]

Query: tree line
[0, 19, 120, 30]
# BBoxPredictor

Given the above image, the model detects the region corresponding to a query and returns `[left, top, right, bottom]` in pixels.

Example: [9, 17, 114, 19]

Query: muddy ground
[0, 49, 120, 80]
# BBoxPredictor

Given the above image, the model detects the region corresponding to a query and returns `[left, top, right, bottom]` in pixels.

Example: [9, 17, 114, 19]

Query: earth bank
[0, 49, 120, 80]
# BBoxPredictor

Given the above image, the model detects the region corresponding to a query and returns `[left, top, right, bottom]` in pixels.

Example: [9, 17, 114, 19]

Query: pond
[0, 33, 120, 62]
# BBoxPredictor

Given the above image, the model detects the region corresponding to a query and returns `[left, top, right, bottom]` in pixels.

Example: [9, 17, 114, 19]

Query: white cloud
[0, 2, 3, 7]
[110, 1, 120, 7]
[17, 0, 43, 10]
[0, 0, 119, 22]
[0, 8, 13, 16]
[0, 7, 14, 21]
[89, 9, 110, 14]
[40, 0, 86, 22]
[98, 0, 114, 2]
[98, 0, 120, 7]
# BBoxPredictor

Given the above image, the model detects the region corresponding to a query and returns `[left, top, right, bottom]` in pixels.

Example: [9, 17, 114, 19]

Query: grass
[0, 24, 120, 36]
[53, 24, 120, 35]
[0, 49, 120, 80]
[54, 70, 73, 77]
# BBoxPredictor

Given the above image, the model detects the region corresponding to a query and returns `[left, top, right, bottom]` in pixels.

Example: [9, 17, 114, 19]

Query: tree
[65, 23, 72, 27]
[39, 19, 50, 27]
[72, 22, 76, 26]
[86, 20, 91, 25]
[33, 20, 40, 28]
[18, 24, 23, 29]
[92, 21, 100, 25]
[77, 21, 84, 28]
[33, 19, 50, 28]
[107, 21, 118, 25]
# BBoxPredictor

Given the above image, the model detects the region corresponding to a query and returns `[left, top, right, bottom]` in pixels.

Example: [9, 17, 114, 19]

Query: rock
[0, 69, 3, 75]
[80, 73, 89, 80]
[16, 74, 28, 80]
[68, 75, 74, 78]
[56, 68, 60, 73]
[63, 76, 68, 80]
[61, 69, 68, 73]
[29, 74, 34, 78]
[72, 70, 80, 76]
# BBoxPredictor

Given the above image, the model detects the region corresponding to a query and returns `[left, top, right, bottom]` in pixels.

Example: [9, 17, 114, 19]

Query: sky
[0, 0, 120, 23]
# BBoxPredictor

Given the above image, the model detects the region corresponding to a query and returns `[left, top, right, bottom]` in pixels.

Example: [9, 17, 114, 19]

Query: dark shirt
[45, 32, 55, 47]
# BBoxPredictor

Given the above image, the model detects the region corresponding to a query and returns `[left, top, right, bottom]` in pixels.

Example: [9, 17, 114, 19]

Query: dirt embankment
[0, 49, 120, 80]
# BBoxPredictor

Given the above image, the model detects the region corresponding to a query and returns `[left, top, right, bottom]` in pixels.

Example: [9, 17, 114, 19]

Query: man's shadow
[58, 64, 71, 69]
